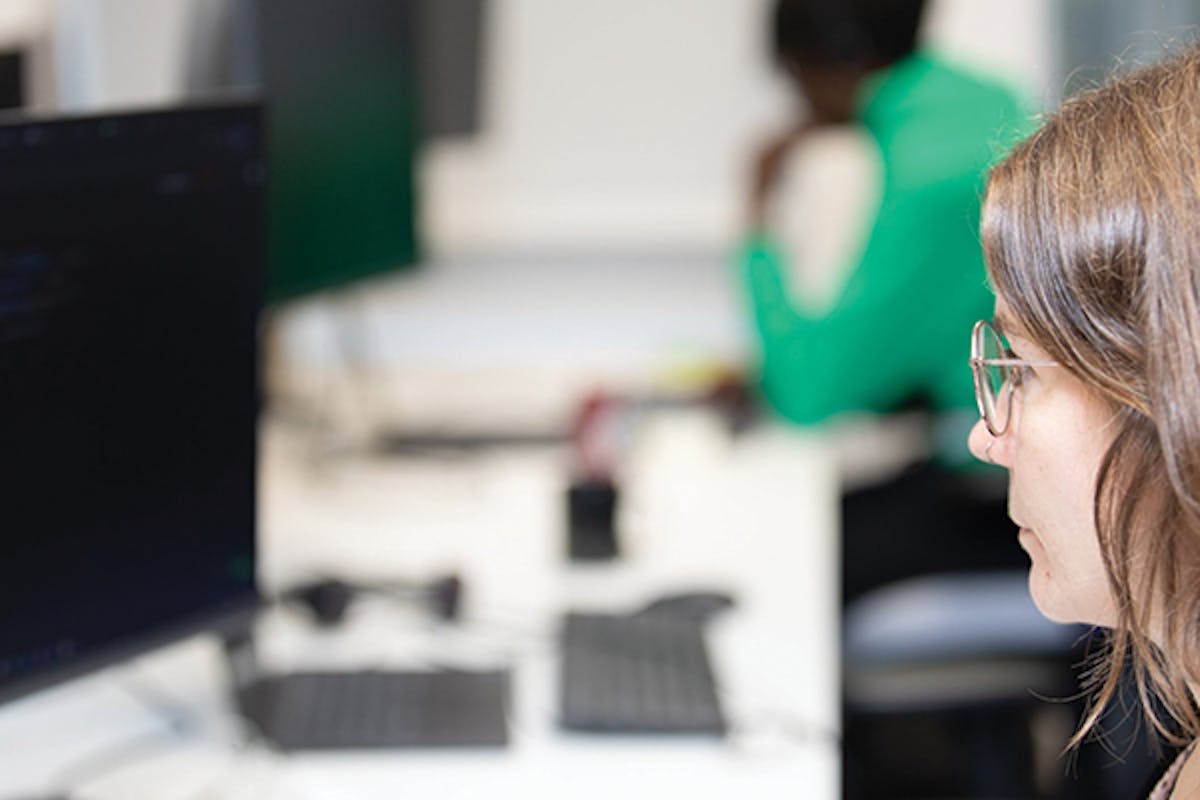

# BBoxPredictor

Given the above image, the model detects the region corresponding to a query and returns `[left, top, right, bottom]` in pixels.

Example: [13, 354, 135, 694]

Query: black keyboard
[238, 669, 510, 751]
[558, 612, 726, 735]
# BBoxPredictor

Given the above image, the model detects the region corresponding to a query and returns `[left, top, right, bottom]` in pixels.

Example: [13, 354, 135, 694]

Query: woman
[967, 44, 1200, 797]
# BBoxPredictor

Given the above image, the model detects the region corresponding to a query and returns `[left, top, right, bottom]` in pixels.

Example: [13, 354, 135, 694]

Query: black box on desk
[566, 480, 620, 561]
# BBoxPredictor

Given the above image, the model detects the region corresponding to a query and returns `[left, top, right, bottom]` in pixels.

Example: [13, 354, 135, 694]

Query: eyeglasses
[969, 319, 1058, 437]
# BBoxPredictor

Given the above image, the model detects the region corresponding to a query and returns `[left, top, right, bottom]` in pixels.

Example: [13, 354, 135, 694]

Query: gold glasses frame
[969, 319, 1058, 437]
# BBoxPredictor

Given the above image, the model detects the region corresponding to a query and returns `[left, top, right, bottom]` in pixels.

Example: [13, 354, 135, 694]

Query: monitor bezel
[0, 594, 261, 706]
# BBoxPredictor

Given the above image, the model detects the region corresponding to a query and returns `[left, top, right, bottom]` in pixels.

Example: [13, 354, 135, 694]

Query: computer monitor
[183, 1, 479, 302]
[0, 102, 263, 703]
[255, 0, 422, 302]
[0, 50, 22, 110]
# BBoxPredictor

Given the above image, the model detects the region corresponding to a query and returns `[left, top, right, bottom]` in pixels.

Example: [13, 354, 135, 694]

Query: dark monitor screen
[0, 51, 22, 111]
[185, 1, 480, 302]
[0, 103, 262, 702]
[256, 0, 422, 302]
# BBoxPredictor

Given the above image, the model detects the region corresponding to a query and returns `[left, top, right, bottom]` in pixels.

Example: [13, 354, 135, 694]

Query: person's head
[771, 0, 927, 123]
[967, 44, 1200, 745]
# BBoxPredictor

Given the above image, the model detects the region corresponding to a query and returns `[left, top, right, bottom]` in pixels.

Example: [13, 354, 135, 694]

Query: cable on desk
[709, 665, 842, 750]
[454, 611, 558, 654]
[725, 708, 842, 751]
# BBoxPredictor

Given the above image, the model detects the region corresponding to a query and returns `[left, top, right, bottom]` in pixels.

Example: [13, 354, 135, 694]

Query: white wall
[422, 0, 786, 254]
[0, 0, 50, 47]
[54, 0, 191, 110]
[924, 0, 1055, 105]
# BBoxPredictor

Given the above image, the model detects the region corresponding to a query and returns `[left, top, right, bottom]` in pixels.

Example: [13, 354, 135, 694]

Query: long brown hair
[982, 44, 1200, 746]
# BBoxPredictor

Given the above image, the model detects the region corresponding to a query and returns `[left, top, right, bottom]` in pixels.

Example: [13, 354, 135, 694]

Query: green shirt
[740, 53, 1025, 463]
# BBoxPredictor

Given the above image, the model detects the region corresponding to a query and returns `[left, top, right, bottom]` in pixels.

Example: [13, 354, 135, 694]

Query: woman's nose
[968, 418, 1006, 466]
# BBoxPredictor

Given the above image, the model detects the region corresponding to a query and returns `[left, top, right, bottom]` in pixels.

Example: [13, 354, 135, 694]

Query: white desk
[0, 411, 839, 799]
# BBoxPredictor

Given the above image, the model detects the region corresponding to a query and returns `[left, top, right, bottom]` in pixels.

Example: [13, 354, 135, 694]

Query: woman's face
[968, 299, 1120, 626]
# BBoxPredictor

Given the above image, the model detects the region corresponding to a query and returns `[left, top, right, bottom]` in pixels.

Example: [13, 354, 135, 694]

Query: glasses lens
[973, 322, 1014, 435]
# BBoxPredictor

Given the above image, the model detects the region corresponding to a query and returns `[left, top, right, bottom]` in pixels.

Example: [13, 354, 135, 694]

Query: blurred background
[3, 1, 1200, 798]
[0, 0, 1062, 443]
[0, 0, 1190, 440]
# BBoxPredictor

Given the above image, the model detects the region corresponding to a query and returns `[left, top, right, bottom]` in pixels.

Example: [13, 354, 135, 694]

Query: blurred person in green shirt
[742, 0, 1029, 604]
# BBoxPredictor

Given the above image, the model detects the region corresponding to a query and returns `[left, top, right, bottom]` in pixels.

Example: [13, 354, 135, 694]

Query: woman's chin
[1026, 566, 1074, 624]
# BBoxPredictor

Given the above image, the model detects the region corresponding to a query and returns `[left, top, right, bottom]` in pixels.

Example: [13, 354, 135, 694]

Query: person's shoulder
[862, 51, 1021, 133]
[912, 52, 1023, 112]
[874, 52, 1028, 185]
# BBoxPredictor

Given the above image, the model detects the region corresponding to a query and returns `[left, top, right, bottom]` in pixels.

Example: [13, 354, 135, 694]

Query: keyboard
[558, 611, 727, 735]
[237, 669, 510, 751]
